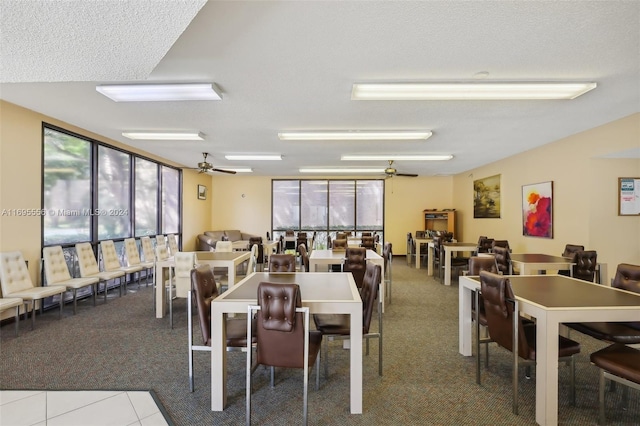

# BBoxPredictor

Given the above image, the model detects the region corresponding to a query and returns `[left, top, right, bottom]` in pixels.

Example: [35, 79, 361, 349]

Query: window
[272, 179, 384, 248]
[42, 124, 181, 244]
[43, 128, 91, 245]
[134, 158, 158, 237]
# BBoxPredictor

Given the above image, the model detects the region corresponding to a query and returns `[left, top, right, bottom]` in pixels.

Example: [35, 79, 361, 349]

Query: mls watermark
[1, 208, 129, 217]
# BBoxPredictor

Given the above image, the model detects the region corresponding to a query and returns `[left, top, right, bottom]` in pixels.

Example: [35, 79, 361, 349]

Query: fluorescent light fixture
[341, 154, 453, 161]
[96, 83, 222, 102]
[225, 155, 282, 161]
[278, 131, 432, 141]
[224, 168, 253, 173]
[351, 82, 597, 100]
[299, 168, 385, 174]
[122, 132, 204, 141]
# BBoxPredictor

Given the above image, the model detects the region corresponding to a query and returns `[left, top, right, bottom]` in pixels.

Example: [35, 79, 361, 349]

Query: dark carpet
[1, 258, 638, 425]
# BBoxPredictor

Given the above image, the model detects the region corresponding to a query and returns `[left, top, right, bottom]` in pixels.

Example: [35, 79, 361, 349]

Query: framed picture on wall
[522, 181, 553, 238]
[197, 184, 207, 200]
[473, 174, 501, 218]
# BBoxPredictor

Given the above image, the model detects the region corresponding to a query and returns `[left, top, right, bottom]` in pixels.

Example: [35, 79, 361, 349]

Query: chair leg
[14, 305, 21, 337]
[315, 351, 320, 391]
[570, 355, 576, 406]
[30, 301, 36, 330]
[188, 292, 195, 392]
[599, 369, 606, 425]
[512, 347, 519, 415]
[93, 283, 97, 307]
[73, 289, 78, 315]
[59, 295, 63, 318]
[270, 366, 275, 388]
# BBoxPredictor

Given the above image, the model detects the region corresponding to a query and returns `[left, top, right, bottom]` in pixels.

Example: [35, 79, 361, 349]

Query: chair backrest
[43, 246, 72, 284]
[0, 251, 34, 294]
[255, 282, 306, 368]
[174, 251, 196, 297]
[246, 244, 258, 274]
[383, 242, 392, 270]
[612, 263, 640, 330]
[344, 247, 367, 289]
[285, 230, 294, 237]
[332, 239, 347, 250]
[249, 237, 264, 265]
[612, 263, 640, 293]
[298, 244, 309, 272]
[140, 236, 154, 262]
[76, 243, 100, 276]
[155, 235, 166, 248]
[123, 238, 142, 266]
[562, 244, 585, 258]
[167, 234, 179, 254]
[215, 241, 233, 252]
[100, 240, 122, 271]
[492, 246, 511, 275]
[468, 256, 499, 275]
[269, 254, 296, 272]
[361, 263, 381, 333]
[155, 245, 170, 261]
[191, 265, 220, 346]
[492, 239, 510, 252]
[573, 250, 597, 282]
[477, 237, 494, 254]
[361, 236, 375, 250]
[480, 271, 531, 360]
[336, 232, 347, 240]
[361, 232, 372, 237]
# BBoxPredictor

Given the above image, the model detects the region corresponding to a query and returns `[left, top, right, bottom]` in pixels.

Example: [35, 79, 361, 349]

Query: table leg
[535, 313, 559, 425]
[415, 243, 421, 269]
[211, 308, 227, 411]
[427, 245, 433, 276]
[227, 262, 236, 288]
[458, 282, 473, 356]
[155, 264, 165, 318]
[444, 250, 452, 286]
[350, 308, 363, 413]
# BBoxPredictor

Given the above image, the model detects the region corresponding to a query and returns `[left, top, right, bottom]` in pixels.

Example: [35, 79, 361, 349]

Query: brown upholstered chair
[480, 271, 580, 414]
[590, 343, 640, 425]
[466, 256, 499, 383]
[406, 232, 414, 266]
[491, 239, 511, 252]
[269, 254, 296, 272]
[296, 232, 308, 253]
[361, 236, 375, 250]
[361, 232, 372, 237]
[314, 263, 382, 377]
[249, 236, 264, 271]
[188, 265, 255, 392]
[298, 244, 310, 272]
[492, 245, 512, 275]
[566, 263, 640, 344]
[246, 282, 322, 425]
[562, 244, 585, 258]
[343, 247, 367, 289]
[332, 238, 347, 250]
[572, 250, 598, 282]
[336, 232, 347, 240]
[477, 236, 494, 254]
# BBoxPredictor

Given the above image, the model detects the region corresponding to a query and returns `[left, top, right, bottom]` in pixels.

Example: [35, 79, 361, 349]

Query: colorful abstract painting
[522, 181, 553, 238]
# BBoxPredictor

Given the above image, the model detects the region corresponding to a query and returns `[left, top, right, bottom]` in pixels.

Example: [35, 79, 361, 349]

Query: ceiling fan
[187, 152, 236, 174]
[384, 160, 418, 178]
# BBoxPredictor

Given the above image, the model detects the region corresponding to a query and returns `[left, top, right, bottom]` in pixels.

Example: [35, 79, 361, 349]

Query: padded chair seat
[0, 297, 23, 310]
[517, 325, 581, 360]
[590, 343, 640, 385]
[567, 322, 640, 344]
[53, 277, 99, 289]
[313, 314, 350, 335]
[9, 285, 67, 299]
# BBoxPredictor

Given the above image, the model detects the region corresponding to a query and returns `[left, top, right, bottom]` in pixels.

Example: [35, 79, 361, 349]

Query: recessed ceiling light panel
[122, 132, 204, 140]
[225, 155, 282, 161]
[351, 82, 597, 100]
[299, 168, 385, 173]
[341, 155, 453, 161]
[96, 83, 222, 102]
[278, 131, 432, 141]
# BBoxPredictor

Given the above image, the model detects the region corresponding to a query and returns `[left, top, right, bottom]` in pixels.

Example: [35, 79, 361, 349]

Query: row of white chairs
[0, 235, 179, 335]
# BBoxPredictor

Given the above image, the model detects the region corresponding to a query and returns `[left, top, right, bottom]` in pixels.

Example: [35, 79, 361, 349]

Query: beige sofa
[196, 230, 260, 251]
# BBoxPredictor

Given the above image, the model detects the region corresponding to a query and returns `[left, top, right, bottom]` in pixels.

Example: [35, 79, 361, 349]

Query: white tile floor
[0, 390, 170, 426]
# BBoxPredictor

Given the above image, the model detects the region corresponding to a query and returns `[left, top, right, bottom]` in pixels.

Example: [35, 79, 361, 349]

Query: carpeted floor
[0, 258, 638, 425]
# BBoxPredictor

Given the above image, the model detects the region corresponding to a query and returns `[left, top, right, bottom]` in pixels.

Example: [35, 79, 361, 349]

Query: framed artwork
[522, 181, 553, 238]
[197, 184, 207, 200]
[473, 174, 501, 218]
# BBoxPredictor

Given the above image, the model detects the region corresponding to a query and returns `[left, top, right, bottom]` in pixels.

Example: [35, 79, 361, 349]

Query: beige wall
[2, 99, 638, 286]
[0, 100, 212, 287]
[209, 174, 453, 254]
[453, 113, 640, 275]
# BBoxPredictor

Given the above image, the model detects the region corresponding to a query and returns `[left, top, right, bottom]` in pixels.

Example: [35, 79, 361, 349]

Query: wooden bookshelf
[423, 210, 456, 236]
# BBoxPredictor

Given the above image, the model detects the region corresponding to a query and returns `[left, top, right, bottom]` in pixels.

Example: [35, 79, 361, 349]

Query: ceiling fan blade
[211, 168, 237, 174]
[395, 173, 418, 177]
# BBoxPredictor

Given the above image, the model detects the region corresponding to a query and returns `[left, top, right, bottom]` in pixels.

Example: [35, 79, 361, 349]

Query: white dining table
[509, 253, 575, 275]
[211, 272, 363, 413]
[442, 242, 477, 286]
[413, 237, 432, 269]
[459, 274, 640, 425]
[154, 250, 250, 318]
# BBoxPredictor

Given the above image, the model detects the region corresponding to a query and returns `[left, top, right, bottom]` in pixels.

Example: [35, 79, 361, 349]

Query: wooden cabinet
[423, 210, 456, 236]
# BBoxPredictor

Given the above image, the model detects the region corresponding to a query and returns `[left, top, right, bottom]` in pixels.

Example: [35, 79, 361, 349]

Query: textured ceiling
[1, 1, 639, 177]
